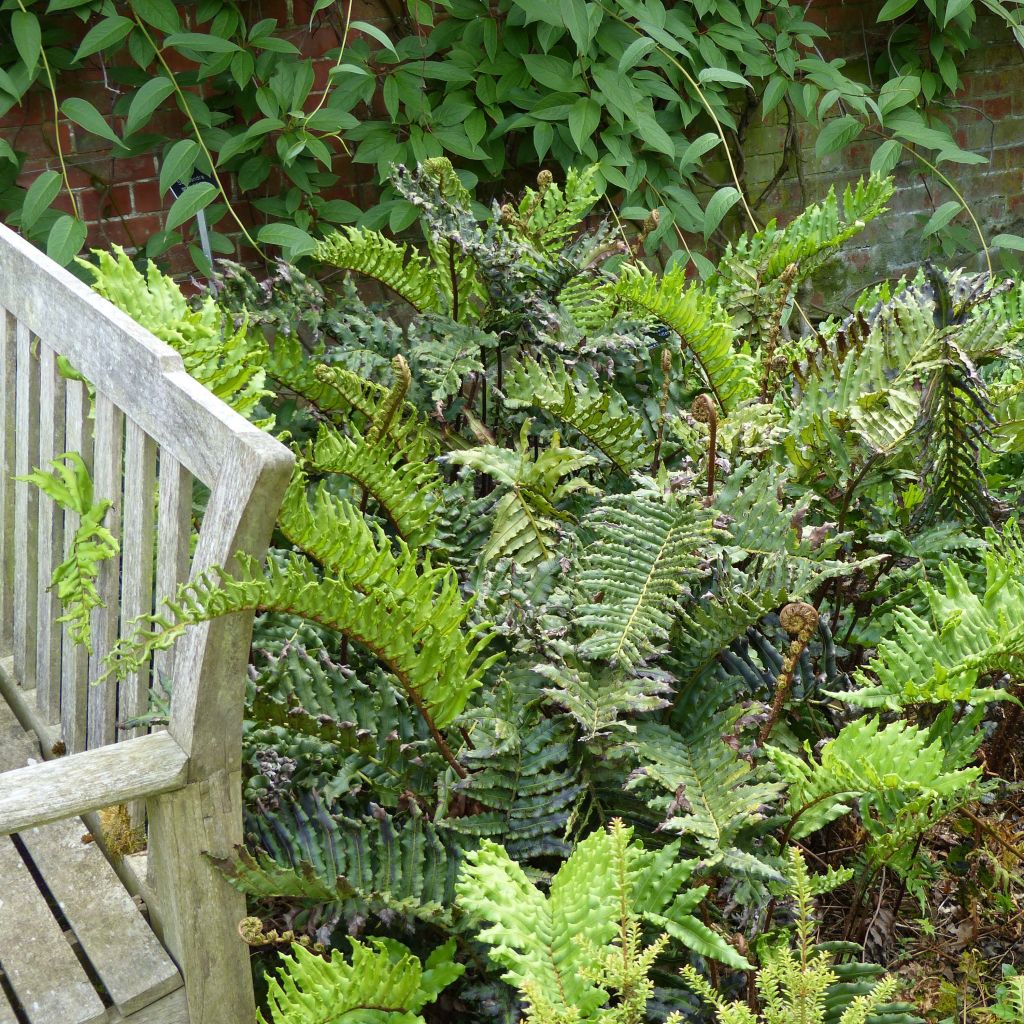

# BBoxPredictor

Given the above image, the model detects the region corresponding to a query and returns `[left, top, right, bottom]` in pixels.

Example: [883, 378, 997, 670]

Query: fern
[260, 937, 463, 1024]
[458, 818, 748, 1023]
[510, 165, 601, 252]
[310, 422, 443, 546]
[314, 226, 445, 313]
[612, 263, 756, 412]
[19, 453, 119, 653]
[840, 532, 1024, 709]
[84, 247, 272, 423]
[448, 423, 596, 566]
[502, 356, 653, 474]
[103, 550, 497, 731]
[628, 710, 783, 880]
[574, 477, 714, 668]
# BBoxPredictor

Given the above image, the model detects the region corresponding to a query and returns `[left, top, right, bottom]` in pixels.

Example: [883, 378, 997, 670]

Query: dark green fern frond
[311, 423, 443, 545]
[575, 479, 715, 668]
[503, 356, 653, 474]
[629, 712, 783, 881]
[613, 263, 755, 411]
[314, 227, 444, 312]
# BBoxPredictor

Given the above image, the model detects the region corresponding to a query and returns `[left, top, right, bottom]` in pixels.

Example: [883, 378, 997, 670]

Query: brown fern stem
[691, 394, 718, 498]
[758, 603, 819, 746]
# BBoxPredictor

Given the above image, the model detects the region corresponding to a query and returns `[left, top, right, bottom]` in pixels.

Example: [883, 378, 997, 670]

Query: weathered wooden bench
[0, 223, 293, 1023]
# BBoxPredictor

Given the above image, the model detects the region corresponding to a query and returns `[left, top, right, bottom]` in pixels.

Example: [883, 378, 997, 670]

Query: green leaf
[165, 182, 218, 231]
[680, 132, 720, 167]
[877, 0, 917, 17]
[22, 170, 62, 230]
[46, 215, 87, 265]
[568, 97, 601, 152]
[159, 139, 200, 196]
[351, 20, 396, 54]
[703, 185, 739, 238]
[591, 64, 637, 117]
[870, 138, 902, 175]
[163, 32, 240, 53]
[256, 222, 318, 256]
[559, 0, 592, 48]
[60, 98, 123, 147]
[0, 139, 17, 165]
[814, 114, 862, 156]
[618, 36, 656, 72]
[922, 199, 962, 237]
[130, 0, 181, 33]
[992, 233, 1024, 251]
[124, 77, 175, 136]
[73, 15, 134, 61]
[698, 66, 750, 89]
[944, 0, 973, 25]
[762, 76, 788, 115]
[877, 74, 920, 117]
[11, 11, 41, 73]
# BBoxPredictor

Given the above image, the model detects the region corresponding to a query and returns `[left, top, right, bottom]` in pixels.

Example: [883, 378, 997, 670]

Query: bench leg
[146, 773, 255, 1024]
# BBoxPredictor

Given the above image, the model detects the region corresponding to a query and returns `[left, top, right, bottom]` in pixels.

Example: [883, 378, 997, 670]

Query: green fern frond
[260, 937, 463, 1024]
[314, 226, 444, 312]
[629, 711, 783, 880]
[311, 422, 443, 546]
[448, 422, 596, 566]
[613, 263, 755, 411]
[513, 165, 601, 251]
[575, 479, 714, 668]
[503, 356, 653, 474]
[104, 551, 497, 729]
[84, 247, 272, 423]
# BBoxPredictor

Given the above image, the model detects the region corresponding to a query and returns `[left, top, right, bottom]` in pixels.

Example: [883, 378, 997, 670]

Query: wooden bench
[0, 223, 294, 1023]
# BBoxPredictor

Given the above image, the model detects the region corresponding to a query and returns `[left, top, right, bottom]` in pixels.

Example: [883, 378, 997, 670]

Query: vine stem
[129, 13, 265, 258]
[17, 0, 79, 220]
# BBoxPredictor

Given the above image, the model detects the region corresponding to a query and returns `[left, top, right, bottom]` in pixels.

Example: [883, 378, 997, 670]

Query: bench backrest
[0, 223, 292, 773]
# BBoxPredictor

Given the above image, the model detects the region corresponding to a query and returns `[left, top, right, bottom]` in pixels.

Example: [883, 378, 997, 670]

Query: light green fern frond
[311, 423, 443, 546]
[513, 165, 601, 251]
[314, 226, 444, 312]
[104, 551, 497, 729]
[448, 422, 596, 565]
[260, 937, 463, 1024]
[84, 247, 272, 423]
[503, 356, 653, 474]
[575, 478, 714, 667]
[613, 264, 755, 411]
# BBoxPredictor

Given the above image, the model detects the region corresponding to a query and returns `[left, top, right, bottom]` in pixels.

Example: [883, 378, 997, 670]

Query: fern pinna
[80, 163, 1024, 1022]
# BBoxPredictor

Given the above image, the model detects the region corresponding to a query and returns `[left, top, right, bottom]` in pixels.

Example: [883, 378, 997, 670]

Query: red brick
[131, 179, 166, 214]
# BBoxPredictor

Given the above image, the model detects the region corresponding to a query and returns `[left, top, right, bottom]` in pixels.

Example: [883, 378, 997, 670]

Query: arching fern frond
[503, 356, 653, 474]
[260, 937, 463, 1024]
[310, 423, 443, 545]
[104, 551, 497, 729]
[575, 479, 714, 668]
[314, 226, 444, 313]
[613, 264, 755, 411]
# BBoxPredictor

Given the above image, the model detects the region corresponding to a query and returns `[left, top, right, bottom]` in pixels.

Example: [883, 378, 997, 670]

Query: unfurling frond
[503, 356, 653, 473]
[260, 937, 463, 1024]
[613, 263, 755, 411]
[104, 551, 497, 729]
[511, 165, 601, 251]
[448, 423, 596, 565]
[313, 226, 444, 312]
[575, 479, 714, 668]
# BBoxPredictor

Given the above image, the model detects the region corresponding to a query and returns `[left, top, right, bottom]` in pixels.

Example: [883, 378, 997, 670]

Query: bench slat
[60, 378, 93, 754]
[13, 321, 39, 691]
[0, 837, 106, 1024]
[0, 977, 18, 1024]
[0, 312, 15, 653]
[35, 342, 66, 725]
[155, 455, 191, 692]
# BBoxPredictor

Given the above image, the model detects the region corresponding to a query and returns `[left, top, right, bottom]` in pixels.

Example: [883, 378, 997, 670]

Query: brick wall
[6, 0, 1024, 291]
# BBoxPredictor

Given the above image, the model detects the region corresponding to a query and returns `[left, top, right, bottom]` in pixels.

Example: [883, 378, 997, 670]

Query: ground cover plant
[59, 160, 1024, 1020]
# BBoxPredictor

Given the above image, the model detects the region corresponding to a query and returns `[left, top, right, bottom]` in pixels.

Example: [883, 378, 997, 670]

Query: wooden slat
[0, 312, 15, 654]
[12, 321, 39, 690]
[119, 420, 156, 743]
[154, 455, 191, 694]
[0, 731, 188, 835]
[86, 394, 124, 750]
[0, 221, 280, 489]
[0, 838, 106, 1024]
[60, 378, 93, 754]
[0, 979, 17, 1024]
[0, 700, 181, 1015]
[35, 343, 66, 724]
[111, 987, 188, 1024]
